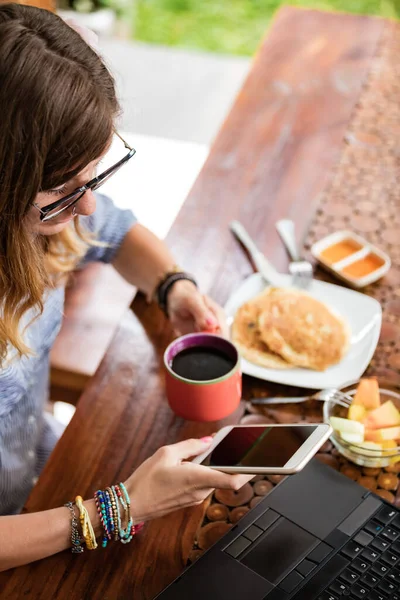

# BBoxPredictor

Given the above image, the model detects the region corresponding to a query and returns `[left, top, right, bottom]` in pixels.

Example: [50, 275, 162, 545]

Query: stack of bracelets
[65, 483, 144, 552]
[154, 264, 198, 316]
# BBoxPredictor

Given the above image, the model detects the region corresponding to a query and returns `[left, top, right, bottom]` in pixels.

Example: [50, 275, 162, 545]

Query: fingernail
[206, 317, 217, 327]
[200, 436, 213, 443]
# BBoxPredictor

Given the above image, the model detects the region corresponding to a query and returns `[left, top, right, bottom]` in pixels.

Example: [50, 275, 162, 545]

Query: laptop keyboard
[319, 505, 400, 600]
[223, 500, 400, 599]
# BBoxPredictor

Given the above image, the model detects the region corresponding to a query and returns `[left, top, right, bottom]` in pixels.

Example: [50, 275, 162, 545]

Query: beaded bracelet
[110, 486, 122, 539]
[119, 483, 145, 536]
[106, 487, 120, 542]
[95, 490, 113, 548]
[95, 490, 112, 548]
[114, 484, 134, 543]
[111, 485, 132, 543]
[65, 501, 84, 554]
[104, 489, 116, 541]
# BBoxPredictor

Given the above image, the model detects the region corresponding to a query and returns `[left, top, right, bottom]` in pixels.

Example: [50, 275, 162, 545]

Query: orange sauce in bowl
[319, 239, 361, 265]
[341, 253, 384, 279]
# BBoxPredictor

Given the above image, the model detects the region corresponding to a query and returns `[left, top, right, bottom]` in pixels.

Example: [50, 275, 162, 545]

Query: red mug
[164, 333, 242, 422]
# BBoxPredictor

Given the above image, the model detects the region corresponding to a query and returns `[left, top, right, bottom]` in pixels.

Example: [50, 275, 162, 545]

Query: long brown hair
[0, 4, 119, 364]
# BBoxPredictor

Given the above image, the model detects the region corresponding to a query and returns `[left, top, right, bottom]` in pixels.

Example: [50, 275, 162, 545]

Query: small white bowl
[311, 230, 391, 288]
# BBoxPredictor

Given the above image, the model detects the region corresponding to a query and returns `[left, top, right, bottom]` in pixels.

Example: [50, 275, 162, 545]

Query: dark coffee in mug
[171, 346, 236, 381]
[164, 333, 241, 421]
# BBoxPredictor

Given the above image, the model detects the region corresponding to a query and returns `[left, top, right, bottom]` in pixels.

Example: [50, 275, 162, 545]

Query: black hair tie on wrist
[156, 272, 198, 316]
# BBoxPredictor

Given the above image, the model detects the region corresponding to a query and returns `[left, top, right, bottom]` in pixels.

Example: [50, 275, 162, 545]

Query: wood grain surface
[0, 8, 387, 600]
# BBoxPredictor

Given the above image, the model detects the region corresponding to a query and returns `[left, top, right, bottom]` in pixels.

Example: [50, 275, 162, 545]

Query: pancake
[231, 290, 291, 370]
[257, 288, 350, 371]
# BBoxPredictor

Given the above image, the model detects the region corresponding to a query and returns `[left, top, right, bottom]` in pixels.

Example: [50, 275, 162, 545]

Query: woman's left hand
[167, 280, 228, 337]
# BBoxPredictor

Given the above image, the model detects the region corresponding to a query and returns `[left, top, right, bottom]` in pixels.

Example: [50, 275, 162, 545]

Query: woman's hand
[167, 280, 228, 337]
[124, 438, 252, 523]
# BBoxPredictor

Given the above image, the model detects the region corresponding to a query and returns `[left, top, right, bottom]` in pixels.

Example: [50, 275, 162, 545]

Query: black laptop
[156, 459, 400, 600]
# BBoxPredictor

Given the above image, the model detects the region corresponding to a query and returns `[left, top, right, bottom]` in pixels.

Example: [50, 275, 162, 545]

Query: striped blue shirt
[0, 194, 136, 514]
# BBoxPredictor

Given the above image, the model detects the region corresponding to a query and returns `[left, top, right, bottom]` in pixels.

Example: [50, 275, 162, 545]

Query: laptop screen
[201, 426, 317, 468]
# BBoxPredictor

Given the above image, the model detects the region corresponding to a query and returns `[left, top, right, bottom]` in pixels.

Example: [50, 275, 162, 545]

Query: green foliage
[63, 0, 131, 15]
[133, 0, 399, 55]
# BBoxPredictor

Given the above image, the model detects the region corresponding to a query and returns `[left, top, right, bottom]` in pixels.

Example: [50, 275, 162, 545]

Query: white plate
[224, 274, 382, 389]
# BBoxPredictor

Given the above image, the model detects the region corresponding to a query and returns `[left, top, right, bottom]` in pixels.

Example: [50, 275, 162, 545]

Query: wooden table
[1, 7, 398, 599]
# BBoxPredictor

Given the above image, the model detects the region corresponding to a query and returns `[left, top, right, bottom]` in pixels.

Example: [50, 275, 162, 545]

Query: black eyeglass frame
[34, 133, 136, 222]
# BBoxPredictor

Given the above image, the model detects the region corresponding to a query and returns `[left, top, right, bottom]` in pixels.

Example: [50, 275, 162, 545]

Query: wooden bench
[50, 263, 135, 404]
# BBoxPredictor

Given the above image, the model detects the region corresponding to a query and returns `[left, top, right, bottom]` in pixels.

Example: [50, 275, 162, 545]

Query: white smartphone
[193, 423, 332, 475]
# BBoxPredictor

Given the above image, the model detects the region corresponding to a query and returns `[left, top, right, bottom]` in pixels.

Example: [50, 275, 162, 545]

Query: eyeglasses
[34, 132, 136, 222]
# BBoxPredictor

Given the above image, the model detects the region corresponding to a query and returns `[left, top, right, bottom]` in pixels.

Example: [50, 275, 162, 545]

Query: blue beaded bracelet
[104, 489, 116, 540]
[95, 490, 112, 548]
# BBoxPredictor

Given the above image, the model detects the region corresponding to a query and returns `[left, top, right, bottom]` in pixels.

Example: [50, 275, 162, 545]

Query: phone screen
[201, 426, 318, 468]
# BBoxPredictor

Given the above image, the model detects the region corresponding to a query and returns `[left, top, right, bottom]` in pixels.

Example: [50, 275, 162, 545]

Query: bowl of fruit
[323, 377, 400, 468]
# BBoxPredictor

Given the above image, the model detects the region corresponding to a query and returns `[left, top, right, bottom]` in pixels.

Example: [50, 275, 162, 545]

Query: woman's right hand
[124, 437, 252, 523]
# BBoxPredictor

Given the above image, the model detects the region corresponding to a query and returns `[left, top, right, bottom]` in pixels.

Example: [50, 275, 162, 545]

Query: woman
[0, 4, 250, 571]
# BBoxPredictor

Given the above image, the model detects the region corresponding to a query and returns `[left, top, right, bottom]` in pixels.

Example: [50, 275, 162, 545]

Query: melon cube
[365, 426, 400, 443]
[364, 429, 376, 442]
[348, 405, 366, 422]
[330, 416, 364, 437]
[353, 377, 380, 409]
[364, 401, 400, 430]
[340, 431, 364, 444]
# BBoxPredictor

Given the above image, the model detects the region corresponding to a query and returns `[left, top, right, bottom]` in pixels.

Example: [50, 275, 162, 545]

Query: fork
[276, 219, 313, 289]
[250, 388, 352, 408]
